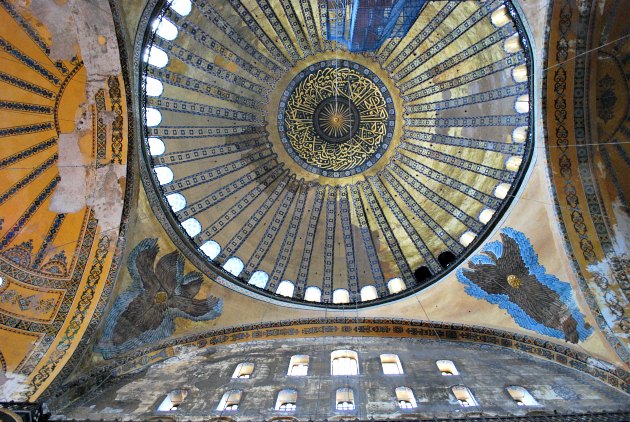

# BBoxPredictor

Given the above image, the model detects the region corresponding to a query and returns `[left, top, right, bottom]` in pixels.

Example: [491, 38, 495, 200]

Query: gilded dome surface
[139, 0, 533, 306]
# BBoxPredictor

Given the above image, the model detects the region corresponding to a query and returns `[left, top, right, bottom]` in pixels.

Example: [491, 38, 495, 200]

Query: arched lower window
[380, 354, 403, 375]
[332, 288, 349, 304]
[152, 17, 178, 41]
[157, 390, 187, 411]
[360, 285, 378, 301]
[248, 271, 268, 288]
[504, 33, 523, 53]
[515, 94, 529, 114]
[288, 355, 309, 376]
[223, 257, 244, 276]
[181, 218, 201, 237]
[512, 126, 528, 143]
[145, 76, 164, 96]
[276, 280, 294, 297]
[437, 251, 456, 268]
[231, 362, 254, 379]
[491, 5, 511, 27]
[478, 209, 495, 224]
[387, 278, 405, 294]
[505, 156, 523, 172]
[275, 389, 297, 411]
[148, 137, 165, 156]
[395, 387, 417, 409]
[494, 182, 511, 199]
[506, 386, 539, 406]
[331, 350, 359, 376]
[199, 240, 220, 260]
[165, 193, 186, 212]
[459, 231, 476, 247]
[335, 388, 355, 410]
[451, 385, 477, 407]
[512, 65, 528, 83]
[217, 390, 241, 411]
[154, 166, 173, 185]
[144, 46, 168, 68]
[304, 286, 321, 302]
[437, 360, 459, 376]
[169, 0, 192, 16]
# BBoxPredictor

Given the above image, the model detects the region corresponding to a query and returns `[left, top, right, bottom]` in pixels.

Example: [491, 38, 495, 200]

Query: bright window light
[223, 257, 244, 276]
[200, 240, 221, 260]
[181, 218, 201, 237]
[165, 193, 186, 212]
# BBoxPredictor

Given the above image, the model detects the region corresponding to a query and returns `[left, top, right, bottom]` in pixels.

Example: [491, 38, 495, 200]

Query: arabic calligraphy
[278, 61, 394, 177]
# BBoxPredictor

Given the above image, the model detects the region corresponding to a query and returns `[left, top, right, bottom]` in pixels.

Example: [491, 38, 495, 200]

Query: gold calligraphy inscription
[284, 67, 389, 172]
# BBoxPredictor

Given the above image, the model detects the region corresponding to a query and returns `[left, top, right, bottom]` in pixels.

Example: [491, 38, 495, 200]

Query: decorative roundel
[278, 61, 395, 177]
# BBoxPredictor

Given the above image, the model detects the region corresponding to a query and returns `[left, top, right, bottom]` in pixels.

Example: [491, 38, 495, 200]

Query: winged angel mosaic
[457, 228, 592, 343]
[97, 238, 222, 358]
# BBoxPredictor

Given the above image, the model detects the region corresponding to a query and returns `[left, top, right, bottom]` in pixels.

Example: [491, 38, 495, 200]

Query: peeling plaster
[612, 199, 630, 255]
[0, 372, 29, 402]
[49, 131, 88, 214]
[86, 164, 126, 232]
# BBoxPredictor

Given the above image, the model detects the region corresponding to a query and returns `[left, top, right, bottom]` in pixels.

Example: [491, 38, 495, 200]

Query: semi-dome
[139, 0, 533, 306]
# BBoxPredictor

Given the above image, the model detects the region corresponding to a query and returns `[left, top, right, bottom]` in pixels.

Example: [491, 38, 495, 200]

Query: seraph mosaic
[97, 239, 223, 358]
[457, 228, 592, 343]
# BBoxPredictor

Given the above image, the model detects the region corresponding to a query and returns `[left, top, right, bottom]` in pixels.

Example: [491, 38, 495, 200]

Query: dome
[139, 0, 533, 306]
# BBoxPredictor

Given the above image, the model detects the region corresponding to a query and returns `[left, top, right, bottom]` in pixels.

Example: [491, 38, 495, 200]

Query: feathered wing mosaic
[457, 228, 592, 343]
[97, 239, 222, 358]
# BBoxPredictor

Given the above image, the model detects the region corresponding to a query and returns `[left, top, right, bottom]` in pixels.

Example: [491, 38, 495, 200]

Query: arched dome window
[332, 289, 349, 304]
[276, 280, 294, 297]
[181, 218, 201, 237]
[387, 278, 406, 294]
[147, 137, 165, 156]
[248, 270, 268, 288]
[145, 76, 163, 96]
[478, 209, 495, 224]
[199, 240, 220, 260]
[223, 257, 244, 276]
[152, 17, 178, 41]
[304, 286, 321, 302]
[154, 166, 173, 185]
[169, 0, 191, 16]
[145, 107, 162, 126]
[459, 231, 477, 247]
[144, 46, 168, 68]
[360, 285, 378, 301]
[165, 193, 186, 212]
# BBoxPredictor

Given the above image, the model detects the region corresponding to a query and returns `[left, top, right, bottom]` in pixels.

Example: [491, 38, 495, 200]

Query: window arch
[181, 218, 201, 237]
[147, 137, 165, 156]
[458, 231, 476, 247]
[387, 278, 405, 294]
[437, 360, 459, 376]
[395, 387, 417, 409]
[380, 354, 403, 375]
[231, 362, 254, 379]
[165, 193, 186, 212]
[515, 94, 529, 114]
[494, 182, 511, 199]
[223, 257, 244, 276]
[512, 65, 528, 83]
[152, 17, 178, 41]
[331, 350, 359, 375]
[144, 46, 168, 68]
[248, 270, 268, 288]
[503, 33, 523, 53]
[512, 126, 528, 143]
[200, 240, 220, 260]
[490, 5, 511, 27]
[154, 167, 173, 185]
[413, 266, 432, 284]
[287, 355, 309, 376]
[169, 0, 192, 16]
[332, 288, 349, 304]
[276, 280, 294, 297]
[145, 76, 164, 96]
[217, 390, 241, 411]
[335, 388, 355, 410]
[157, 390, 187, 411]
[304, 286, 321, 302]
[145, 107, 162, 126]
[275, 389, 297, 411]
[437, 251, 456, 268]
[478, 208, 495, 224]
[451, 385, 477, 407]
[506, 386, 539, 406]
[505, 156, 523, 172]
[360, 285, 378, 301]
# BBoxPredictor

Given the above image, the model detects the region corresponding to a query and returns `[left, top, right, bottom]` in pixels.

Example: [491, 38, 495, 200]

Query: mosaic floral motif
[457, 228, 592, 343]
[596, 74, 617, 123]
[96, 238, 223, 358]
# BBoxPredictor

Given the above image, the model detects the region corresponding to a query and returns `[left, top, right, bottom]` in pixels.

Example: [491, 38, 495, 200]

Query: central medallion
[278, 60, 395, 177]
